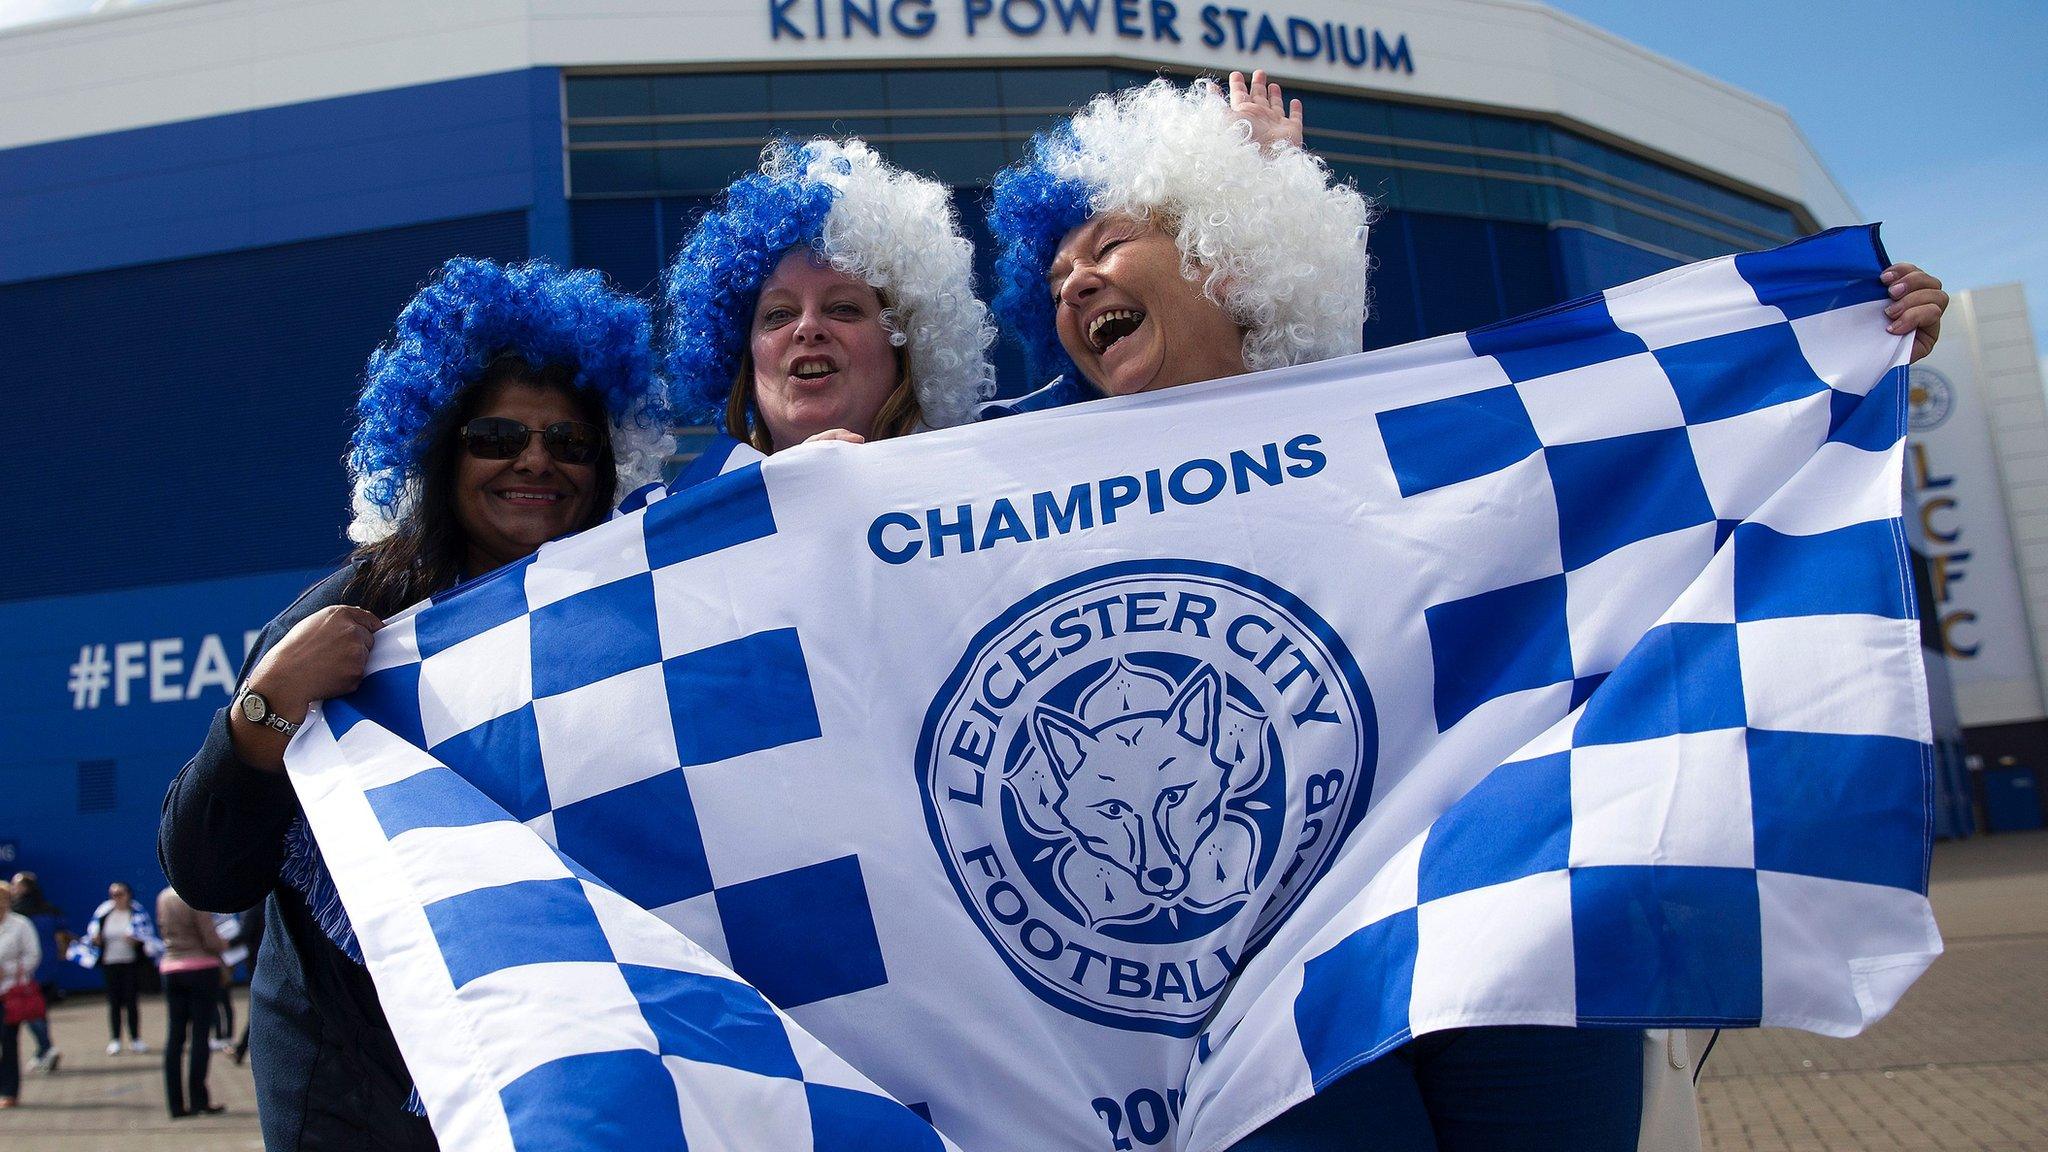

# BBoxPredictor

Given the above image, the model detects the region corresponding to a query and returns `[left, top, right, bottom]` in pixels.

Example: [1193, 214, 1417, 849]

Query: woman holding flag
[158, 259, 671, 1150]
[980, 70, 1950, 1151]
[659, 137, 997, 455]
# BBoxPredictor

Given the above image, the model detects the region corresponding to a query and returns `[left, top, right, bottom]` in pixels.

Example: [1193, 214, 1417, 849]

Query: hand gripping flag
[287, 226, 1940, 1152]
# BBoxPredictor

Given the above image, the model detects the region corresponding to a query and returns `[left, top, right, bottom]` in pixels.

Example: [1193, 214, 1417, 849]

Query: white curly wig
[989, 79, 1375, 384]
[663, 138, 997, 430]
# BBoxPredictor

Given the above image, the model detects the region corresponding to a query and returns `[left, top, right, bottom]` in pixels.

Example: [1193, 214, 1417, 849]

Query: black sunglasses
[460, 417, 607, 466]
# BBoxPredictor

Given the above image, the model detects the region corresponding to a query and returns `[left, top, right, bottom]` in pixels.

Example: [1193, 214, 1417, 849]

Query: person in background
[155, 886, 228, 1118]
[82, 881, 155, 1055]
[159, 257, 671, 1152]
[0, 885, 42, 1108]
[8, 873, 61, 1074]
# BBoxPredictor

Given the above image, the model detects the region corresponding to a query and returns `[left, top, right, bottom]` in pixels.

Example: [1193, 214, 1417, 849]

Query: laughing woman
[158, 259, 670, 1151]
[661, 138, 997, 453]
[983, 72, 1948, 1152]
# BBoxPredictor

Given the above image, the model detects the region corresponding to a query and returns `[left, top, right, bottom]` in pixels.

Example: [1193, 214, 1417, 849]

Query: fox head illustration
[1030, 665, 1239, 901]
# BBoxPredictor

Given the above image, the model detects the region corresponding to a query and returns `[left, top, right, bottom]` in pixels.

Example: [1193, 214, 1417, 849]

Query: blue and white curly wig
[989, 79, 1374, 386]
[662, 139, 996, 433]
[346, 258, 670, 544]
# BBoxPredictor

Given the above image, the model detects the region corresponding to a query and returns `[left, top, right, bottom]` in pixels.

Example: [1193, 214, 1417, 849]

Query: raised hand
[1882, 263, 1948, 363]
[1228, 69, 1304, 152]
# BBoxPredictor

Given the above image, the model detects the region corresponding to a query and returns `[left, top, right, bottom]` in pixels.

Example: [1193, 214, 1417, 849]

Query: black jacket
[159, 566, 438, 1151]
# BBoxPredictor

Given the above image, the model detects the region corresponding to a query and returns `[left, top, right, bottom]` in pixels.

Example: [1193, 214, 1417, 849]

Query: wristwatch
[237, 691, 302, 737]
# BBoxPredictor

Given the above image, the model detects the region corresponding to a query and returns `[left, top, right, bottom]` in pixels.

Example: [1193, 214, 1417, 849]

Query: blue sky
[4, 0, 2043, 366]
[1544, 0, 2048, 371]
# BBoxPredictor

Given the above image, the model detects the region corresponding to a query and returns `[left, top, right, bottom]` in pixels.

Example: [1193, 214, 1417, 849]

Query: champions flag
[287, 226, 1942, 1151]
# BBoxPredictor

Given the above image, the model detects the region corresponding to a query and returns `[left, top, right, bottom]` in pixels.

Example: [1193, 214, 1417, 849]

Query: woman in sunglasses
[158, 258, 669, 1151]
[662, 138, 995, 454]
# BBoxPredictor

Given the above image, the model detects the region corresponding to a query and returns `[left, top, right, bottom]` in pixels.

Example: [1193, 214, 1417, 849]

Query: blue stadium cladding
[0, 63, 1807, 987]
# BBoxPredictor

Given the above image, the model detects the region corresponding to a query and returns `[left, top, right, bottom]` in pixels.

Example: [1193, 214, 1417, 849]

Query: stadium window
[570, 149, 658, 197]
[998, 68, 1113, 113]
[567, 76, 652, 117]
[774, 70, 883, 114]
[655, 73, 769, 115]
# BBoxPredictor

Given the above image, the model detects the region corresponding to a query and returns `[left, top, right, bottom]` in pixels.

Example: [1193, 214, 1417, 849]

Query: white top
[100, 907, 137, 964]
[0, 911, 40, 992]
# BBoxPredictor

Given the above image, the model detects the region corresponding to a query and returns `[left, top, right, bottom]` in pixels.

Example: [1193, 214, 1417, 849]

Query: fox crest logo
[1024, 660, 1267, 926]
[919, 561, 1376, 1034]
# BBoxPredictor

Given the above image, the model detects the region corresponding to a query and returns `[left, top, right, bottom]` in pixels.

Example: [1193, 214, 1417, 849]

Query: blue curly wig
[987, 131, 1095, 388]
[987, 80, 1373, 392]
[661, 139, 995, 435]
[346, 258, 669, 543]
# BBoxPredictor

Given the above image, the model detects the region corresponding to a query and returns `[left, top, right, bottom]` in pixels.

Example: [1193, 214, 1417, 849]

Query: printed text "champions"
[867, 434, 1326, 564]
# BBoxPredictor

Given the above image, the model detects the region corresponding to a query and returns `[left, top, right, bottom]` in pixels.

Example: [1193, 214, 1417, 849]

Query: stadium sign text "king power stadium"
[769, 0, 1417, 73]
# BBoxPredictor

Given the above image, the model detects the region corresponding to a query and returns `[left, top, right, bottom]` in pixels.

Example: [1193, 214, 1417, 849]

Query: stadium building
[0, 0, 1930, 984]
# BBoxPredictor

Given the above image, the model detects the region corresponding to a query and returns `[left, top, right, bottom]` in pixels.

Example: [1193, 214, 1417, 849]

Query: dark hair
[344, 352, 616, 617]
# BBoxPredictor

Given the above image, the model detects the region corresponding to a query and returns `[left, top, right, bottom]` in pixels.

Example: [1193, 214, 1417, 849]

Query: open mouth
[791, 355, 839, 381]
[493, 489, 564, 506]
[1088, 309, 1146, 355]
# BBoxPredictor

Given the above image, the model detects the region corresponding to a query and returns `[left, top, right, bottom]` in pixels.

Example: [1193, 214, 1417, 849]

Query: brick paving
[3, 831, 2042, 1150]
[1699, 828, 2048, 1151]
[0, 987, 260, 1151]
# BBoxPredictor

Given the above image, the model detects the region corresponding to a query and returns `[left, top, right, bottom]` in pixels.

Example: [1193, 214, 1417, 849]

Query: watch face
[240, 693, 267, 723]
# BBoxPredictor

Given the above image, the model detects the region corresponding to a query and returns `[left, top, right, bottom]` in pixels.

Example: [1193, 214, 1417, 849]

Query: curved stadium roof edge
[0, 0, 1857, 227]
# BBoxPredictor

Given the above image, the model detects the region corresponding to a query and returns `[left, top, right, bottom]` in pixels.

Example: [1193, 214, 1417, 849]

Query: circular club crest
[1908, 366, 1955, 431]
[917, 560, 1377, 1034]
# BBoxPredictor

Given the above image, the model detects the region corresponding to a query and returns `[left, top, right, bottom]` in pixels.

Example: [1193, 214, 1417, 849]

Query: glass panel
[570, 149, 658, 196]
[1557, 188, 1618, 233]
[1327, 157, 1409, 210]
[569, 123, 659, 144]
[1331, 160, 1402, 210]
[1307, 132, 1394, 160]
[567, 76, 651, 118]
[888, 114, 1004, 136]
[775, 70, 885, 113]
[658, 147, 760, 194]
[1391, 165, 1486, 217]
[999, 68, 1113, 112]
[1002, 108, 1067, 138]
[656, 120, 775, 143]
[1546, 130, 1605, 172]
[889, 138, 1008, 186]
[652, 74, 769, 116]
[773, 113, 890, 139]
[1469, 114, 1538, 156]
[887, 69, 1000, 109]
[1314, 96, 1392, 139]
[1481, 178, 1548, 223]
[1387, 103, 1473, 146]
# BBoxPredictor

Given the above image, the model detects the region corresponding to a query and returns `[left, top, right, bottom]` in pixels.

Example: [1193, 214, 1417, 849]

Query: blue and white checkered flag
[288, 226, 1938, 1151]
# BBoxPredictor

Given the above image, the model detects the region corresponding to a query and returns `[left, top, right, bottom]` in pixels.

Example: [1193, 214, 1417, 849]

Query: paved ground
[1698, 828, 2048, 1151]
[0, 986, 260, 1151]
[3, 829, 2042, 1150]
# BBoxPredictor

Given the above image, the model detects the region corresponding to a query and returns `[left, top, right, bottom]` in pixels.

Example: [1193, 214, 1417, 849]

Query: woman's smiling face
[1048, 214, 1247, 396]
[749, 248, 900, 450]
